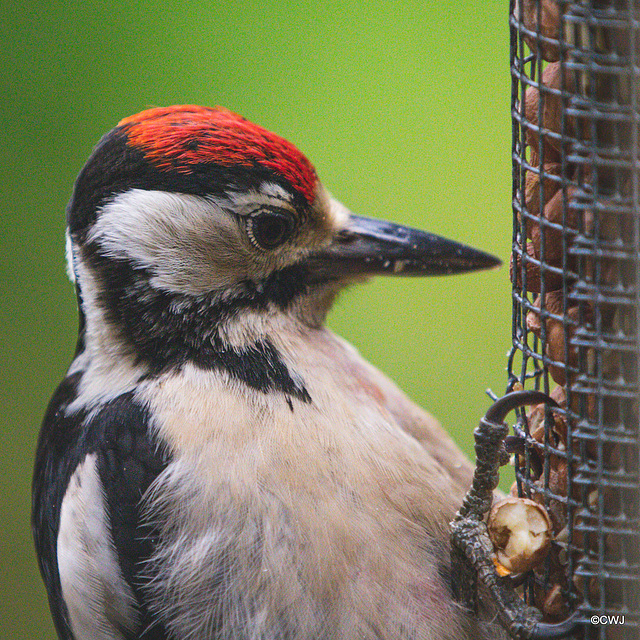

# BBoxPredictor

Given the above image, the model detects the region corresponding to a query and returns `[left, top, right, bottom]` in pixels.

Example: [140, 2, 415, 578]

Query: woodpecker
[33, 105, 503, 640]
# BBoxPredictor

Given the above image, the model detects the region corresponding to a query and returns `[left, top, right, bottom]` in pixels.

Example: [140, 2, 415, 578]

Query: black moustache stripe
[80, 244, 314, 403]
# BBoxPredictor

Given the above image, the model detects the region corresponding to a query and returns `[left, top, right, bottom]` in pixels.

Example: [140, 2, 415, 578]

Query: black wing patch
[33, 380, 170, 640]
[95, 393, 169, 640]
[33, 372, 86, 640]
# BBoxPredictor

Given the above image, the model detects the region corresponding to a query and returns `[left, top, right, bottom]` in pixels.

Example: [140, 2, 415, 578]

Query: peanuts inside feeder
[508, 0, 640, 637]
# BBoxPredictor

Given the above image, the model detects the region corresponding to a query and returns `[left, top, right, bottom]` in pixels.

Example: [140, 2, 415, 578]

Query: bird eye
[247, 209, 296, 250]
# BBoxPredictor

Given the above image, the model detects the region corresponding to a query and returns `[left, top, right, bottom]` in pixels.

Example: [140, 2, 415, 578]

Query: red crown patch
[119, 105, 318, 204]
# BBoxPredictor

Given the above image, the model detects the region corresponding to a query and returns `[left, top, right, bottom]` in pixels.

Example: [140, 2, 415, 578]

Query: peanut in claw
[488, 497, 553, 574]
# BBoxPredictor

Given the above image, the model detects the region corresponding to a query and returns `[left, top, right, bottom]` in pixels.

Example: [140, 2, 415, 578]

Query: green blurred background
[1, 2, 512, 637]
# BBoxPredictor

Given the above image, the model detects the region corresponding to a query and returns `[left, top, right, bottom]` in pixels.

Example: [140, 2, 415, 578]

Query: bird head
[66, 105, 499, 372]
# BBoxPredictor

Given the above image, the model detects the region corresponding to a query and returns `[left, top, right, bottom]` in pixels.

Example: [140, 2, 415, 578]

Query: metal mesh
[509, 1, 640, 637]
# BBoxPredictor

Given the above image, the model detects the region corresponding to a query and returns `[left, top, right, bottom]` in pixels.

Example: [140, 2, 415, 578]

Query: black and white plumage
[33, 105, 502, 640]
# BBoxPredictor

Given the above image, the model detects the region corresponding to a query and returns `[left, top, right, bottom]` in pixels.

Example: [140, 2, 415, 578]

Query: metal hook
[483, 389, 558, 425]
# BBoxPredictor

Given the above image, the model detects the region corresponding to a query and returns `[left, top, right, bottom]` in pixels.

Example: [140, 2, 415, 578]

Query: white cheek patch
[84, 186, 344, 306]
[57, 453, 138, 640]
[65, 229, 76, 283]
[88, 189, 250, 295]
[67, 257, 148, 414]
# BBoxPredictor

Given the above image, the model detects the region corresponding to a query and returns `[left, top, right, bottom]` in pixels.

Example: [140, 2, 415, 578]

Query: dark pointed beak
[308, 212, 500, 278]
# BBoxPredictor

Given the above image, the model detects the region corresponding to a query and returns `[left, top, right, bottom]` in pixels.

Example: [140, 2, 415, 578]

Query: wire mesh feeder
[508, 0, 640, 637]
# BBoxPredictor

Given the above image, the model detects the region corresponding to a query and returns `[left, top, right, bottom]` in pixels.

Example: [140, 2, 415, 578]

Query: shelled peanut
[488, 497, 552, 574]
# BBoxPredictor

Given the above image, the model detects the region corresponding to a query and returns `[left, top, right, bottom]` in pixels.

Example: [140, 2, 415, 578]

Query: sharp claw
[483, 390, 559, 425]
[452, 388, 578, 639]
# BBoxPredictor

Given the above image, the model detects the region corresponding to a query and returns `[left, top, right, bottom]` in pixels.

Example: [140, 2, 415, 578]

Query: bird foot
[450, 390, 580, 640]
